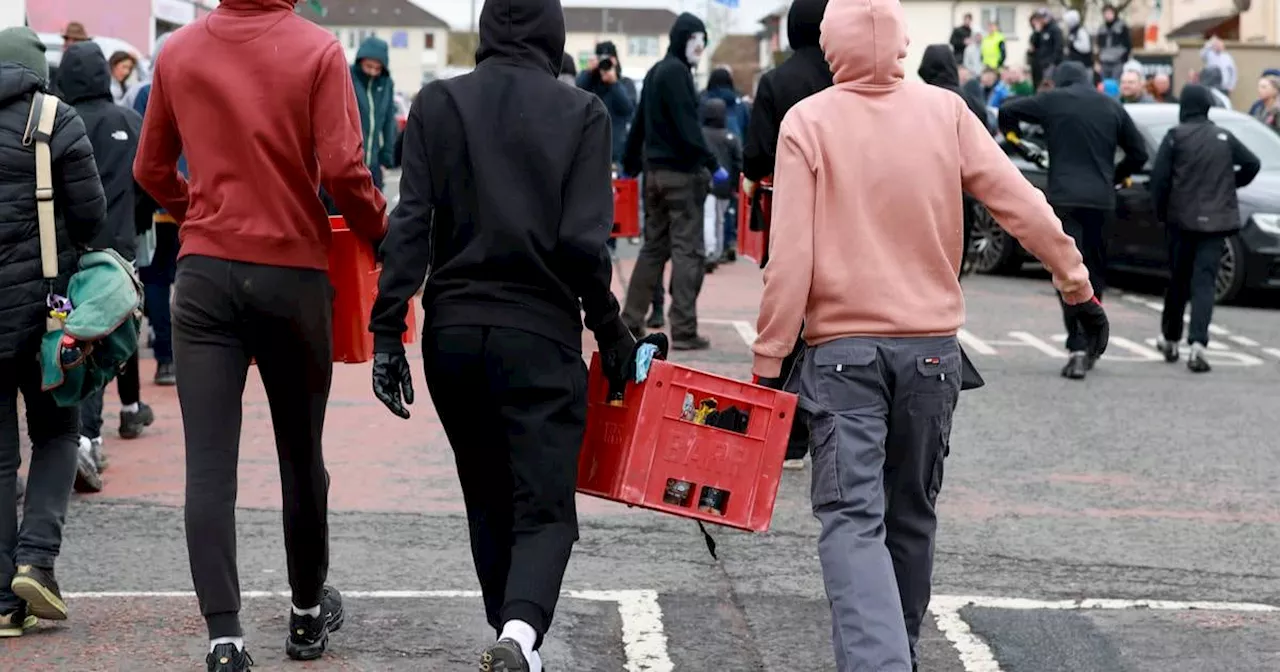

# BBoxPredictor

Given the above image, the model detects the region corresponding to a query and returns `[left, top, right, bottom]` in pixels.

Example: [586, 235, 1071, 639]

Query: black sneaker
[704, 260, 718, 274]
[286, 586, 345, 661]
[672, 335, 712, 351]
[645, 311, 665, 330]
[721, 249, 736, 263]
[119, 402, 156, 440]
[480, 639, 529, 671]
[0, 603, 37, 638]
[1060, 352, 1088, 380]
[207, 643, 254, 671]
[1188, 345, 1212, 374]
[11, 565, 67, 621]
[154, 362, 176, 386]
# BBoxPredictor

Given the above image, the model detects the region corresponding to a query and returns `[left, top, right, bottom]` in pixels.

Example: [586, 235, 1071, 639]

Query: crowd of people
[0, 1, 1268, 672]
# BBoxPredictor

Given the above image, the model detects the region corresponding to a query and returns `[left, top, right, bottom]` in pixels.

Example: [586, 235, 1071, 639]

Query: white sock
[292, 603, 321, 617]
[499, 619, 537, 661]
[210, 636, 244, 652]
[122, 402, 139, 413]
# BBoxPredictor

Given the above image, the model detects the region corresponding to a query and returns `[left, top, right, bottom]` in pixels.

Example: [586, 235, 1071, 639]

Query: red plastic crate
[736, 176, 771, 265]
[612, 177, 640, 238]
[329, 216, 416, 364]
[577, 353, 798, 532]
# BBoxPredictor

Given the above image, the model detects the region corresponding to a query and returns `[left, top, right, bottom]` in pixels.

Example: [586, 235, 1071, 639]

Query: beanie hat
[0, 27, 49, 83]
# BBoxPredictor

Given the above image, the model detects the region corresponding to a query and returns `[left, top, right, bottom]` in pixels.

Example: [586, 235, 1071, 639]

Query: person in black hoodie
[621, 12, 728, 350]
[918, 44, 990, 127]
[56, 41, 155, 492]
[741, 0, 830, 469]
[999, 60, 1148, 380]
[700, 97, 741, 269]
[1027, 10, 1063, 90]
[368, 0, 634, 669]
[1150, 84, 1260, 373]
[576, 41, 636, 165]
[0, 27, 106, 635]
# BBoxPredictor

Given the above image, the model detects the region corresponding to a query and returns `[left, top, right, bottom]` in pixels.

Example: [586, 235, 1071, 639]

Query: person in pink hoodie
[750, 0, 1108, 669]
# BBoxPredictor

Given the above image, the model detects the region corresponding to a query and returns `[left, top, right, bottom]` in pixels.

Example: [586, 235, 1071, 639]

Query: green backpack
[26, 91, 144, 407]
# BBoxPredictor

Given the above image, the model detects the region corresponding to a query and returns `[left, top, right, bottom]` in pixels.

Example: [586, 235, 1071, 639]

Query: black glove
[1065, 297, 1109, 360]
[372, 352, 415, 419]
[754, 375, 784, 390]
[625, 333, 669, 382]
[596, 318, 637, 394]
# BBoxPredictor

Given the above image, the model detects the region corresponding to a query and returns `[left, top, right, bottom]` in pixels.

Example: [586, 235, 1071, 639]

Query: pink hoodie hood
[820, 0, 908, 88]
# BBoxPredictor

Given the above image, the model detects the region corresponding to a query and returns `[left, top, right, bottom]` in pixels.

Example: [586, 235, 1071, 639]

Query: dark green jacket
[351, 37, 397, 170]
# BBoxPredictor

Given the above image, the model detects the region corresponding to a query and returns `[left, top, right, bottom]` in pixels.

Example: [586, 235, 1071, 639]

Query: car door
[1112, 172, 1165, 269]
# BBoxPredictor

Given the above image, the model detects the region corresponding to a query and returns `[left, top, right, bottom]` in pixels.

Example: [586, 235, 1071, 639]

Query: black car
[970, 104, 1280, 302]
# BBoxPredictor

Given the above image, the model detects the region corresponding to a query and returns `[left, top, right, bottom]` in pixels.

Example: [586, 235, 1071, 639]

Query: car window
[1147, 116, 1280, 171]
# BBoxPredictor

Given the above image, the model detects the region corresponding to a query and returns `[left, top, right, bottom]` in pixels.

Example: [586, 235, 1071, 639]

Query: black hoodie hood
[787, 0, 828, 50]
[1053, 61, 1091, 88]
[707, 67, 734, 92]
[667, 13, 707, 59]
[918, 44, 960, 88]
[1179, 84, 1214, 122]
[0, 62, 44, 104]
[701, 97, 727, 128]
[56, 41, 113, 104]
[475, 0, 565, 76]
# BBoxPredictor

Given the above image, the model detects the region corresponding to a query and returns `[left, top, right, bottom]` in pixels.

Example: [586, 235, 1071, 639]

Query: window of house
[627, 36, 660, 57]
[356, 29, 378, 44]
[346, 30, 356, 49]
[424, 32, 435, 50]
[980, 7, 1018, 37]
[391, 30, 409, 49]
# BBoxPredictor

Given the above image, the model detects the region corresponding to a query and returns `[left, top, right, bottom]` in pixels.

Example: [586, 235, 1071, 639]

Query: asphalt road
[8, 194, 1280, 670]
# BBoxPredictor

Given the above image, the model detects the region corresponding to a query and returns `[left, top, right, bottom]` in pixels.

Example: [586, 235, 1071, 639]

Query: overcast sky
[408, 0, 782, 34]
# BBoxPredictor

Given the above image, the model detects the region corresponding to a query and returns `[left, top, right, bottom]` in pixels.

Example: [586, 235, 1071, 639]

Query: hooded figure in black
[56, 41, 157, 478]
[369, 0, 633, 669]
[575, 41, 636, 163]
[918, 44, 991, 129]
[999, 60, 1149, 379]
[619, 12, 723, 350]
[742, 0, 832, 184]
[1149, 84, 1260, 371]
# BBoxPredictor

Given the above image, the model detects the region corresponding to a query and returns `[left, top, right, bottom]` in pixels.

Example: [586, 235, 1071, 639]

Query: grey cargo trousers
[799, 335, 961, 672]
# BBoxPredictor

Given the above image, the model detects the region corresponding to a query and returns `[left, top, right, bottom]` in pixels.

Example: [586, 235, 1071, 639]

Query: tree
[1054, 0, 1135, 25]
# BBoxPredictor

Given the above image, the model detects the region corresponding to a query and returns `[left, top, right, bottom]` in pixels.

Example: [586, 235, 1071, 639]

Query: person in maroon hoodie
[132, 1, 387, 670]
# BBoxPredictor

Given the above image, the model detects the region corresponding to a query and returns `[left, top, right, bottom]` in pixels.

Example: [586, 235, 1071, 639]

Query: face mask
[685, 33, 706, 66]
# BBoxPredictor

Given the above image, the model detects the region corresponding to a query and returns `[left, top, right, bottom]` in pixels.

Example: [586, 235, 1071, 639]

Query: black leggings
[172, 255, 334, 639]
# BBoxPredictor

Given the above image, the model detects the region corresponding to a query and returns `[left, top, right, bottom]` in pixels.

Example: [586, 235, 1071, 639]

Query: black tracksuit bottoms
[172, 255, 334, 639]
[423, 325, 586, 650]
[1162, 228, 1224, 347]
[1056, 206, 1109, 353]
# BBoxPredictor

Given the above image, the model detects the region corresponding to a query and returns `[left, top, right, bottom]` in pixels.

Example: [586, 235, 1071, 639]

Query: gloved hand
[597, 319, 638, 392]
[753, 374, 784, 390]
[629, 333, 670, 383]
[372, 352, 415, 419]
[712, 167, 730, 188]
[1064, 296, 1110, 360]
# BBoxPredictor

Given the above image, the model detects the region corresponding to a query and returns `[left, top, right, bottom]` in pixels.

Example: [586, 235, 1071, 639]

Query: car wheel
[1215, 235, 1245, 303]
[968, 204, 1021, 275]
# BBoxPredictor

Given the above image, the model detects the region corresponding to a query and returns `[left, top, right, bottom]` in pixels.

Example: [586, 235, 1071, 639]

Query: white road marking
[1006, 331, 1067, 358]
[1108, 336, 1164, 361]
[958, 329, 998, 355]
[63, 589, 673, 671]
[1229, 335, 1260, 347]
[929, 594, 1280, 672]
[1265, 347, 1280, 360]
[701, 318, 757, 347]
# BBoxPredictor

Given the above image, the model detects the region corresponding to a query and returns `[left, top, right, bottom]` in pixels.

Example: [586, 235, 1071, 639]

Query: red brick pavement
[81, 256, 765, 516]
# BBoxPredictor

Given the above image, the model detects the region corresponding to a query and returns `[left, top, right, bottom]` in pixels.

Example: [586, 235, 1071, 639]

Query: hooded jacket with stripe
[352, 37, 398, 171]
[622, 13, 718, 176]
[57, 41, 145, 259]
[0, 64, 106, 361]
[742, 0, 832, 182]
[369, 0, 626, 354]
[1150, 84, 1261, 234]
[998, 61, 1149, 210]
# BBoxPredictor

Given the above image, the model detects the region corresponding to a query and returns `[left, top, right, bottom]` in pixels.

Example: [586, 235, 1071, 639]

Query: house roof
[299, 0, 449, 29]
[564, 7, 679, 36]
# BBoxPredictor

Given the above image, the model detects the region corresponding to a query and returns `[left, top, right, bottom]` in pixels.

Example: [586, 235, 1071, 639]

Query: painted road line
[63, 589, 674, 672]
[1142, 338, 1265, 366]
[958, 329, 998, 355]
[1006, 331, 1067, 358]
[701, 318, 757, 347]
[929, 594, 1280, 672]
[1229, 335, 1261, 347]
[1265, 347, 1280, 360]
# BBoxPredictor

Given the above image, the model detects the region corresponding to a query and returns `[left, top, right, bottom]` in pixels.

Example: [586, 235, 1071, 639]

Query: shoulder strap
[23, 92, 61, 281]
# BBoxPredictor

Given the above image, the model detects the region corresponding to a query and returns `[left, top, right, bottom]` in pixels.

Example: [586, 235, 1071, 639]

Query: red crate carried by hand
[612, 177, 640, 238]
[736, 176, 772, 266]
[328, 216, 416, 364]
[577, 353, 797, 532]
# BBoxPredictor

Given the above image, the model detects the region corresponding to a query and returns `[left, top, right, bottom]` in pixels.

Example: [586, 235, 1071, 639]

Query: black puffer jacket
[0, 64, 106, 361]
[57, 42, 145, 259]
